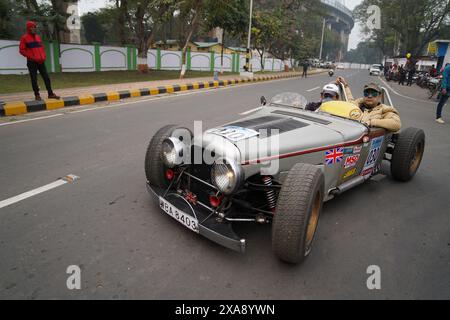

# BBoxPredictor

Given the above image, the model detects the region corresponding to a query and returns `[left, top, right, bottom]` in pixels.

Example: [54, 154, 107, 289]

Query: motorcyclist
[336, 77, 402, 132]
[305, 83, 340, 111]
[430, 64, 438, 77]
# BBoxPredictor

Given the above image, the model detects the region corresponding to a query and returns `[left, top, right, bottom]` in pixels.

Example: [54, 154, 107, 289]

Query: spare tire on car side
[272, 163, 325, 264]
[391, 127, 425, 182]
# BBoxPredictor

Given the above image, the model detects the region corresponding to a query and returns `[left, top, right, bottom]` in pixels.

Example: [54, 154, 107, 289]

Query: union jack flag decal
[325, 148, 344, 165]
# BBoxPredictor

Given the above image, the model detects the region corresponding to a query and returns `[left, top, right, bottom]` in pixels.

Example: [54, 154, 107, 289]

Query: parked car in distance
[369, 64, 383, 76]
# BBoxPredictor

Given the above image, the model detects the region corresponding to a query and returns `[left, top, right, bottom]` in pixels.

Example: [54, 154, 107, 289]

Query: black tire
[429, 86, 438, 99]
[272, 163, 324, 264]
[145, 125, 191, 188]
[391, 127, 425, 182]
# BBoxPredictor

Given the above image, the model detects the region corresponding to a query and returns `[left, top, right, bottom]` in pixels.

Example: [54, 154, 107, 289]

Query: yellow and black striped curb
[0, 71, 322, 117]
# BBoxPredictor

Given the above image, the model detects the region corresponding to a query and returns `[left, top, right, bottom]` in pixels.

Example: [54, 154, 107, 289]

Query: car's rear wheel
[272, 163, 324, 264]
[391, 127, 425, 182]
[145, 125, 192, 188]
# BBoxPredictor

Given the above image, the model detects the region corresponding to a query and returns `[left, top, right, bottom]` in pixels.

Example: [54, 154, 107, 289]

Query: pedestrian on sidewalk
[398, 65, 406, 86]
[19, 21, 60, 101]
[406, 61, 416, 87]
[302, 61, 309, 78]
[436, 63, 450, 124]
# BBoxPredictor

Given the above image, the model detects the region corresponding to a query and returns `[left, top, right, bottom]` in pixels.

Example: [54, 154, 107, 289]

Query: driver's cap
[322, 83, 339, 96]
[364, 83, 382, 93]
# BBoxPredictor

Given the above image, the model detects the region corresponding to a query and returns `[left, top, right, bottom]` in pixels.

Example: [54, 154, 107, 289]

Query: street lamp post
[319, 18, 326, 61]
[244, 0, 253, 72]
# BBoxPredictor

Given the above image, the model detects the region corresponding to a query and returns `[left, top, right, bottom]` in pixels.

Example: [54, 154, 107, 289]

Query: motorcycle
[385, 70, 398, 82]
[328, 70, 334, 77]
[428, 76, 442, 100]
[416, 72, 430, 88]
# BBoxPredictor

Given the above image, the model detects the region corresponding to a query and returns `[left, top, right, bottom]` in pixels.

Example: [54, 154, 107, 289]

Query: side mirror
[260, 96, 267, 106]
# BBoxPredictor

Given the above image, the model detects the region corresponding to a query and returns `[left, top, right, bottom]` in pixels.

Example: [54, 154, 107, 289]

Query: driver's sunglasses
[364, 90, 379, 98]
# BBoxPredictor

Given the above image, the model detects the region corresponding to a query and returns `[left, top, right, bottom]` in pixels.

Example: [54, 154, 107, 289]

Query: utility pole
[244, 0, 253, 73]
[319, 18, 326, 61]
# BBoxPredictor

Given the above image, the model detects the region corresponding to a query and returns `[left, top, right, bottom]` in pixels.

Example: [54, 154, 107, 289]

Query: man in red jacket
[19, 21, 59, 101]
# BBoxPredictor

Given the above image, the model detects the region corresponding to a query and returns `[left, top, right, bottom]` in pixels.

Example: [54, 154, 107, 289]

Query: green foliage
[203, 0, 248, 40]
[344, 41, 383, 64]
[81, 12, 107, 44]
[0, 0, 12, 38]
[354, 0, 450, 57]
[0, 0, 349, 64]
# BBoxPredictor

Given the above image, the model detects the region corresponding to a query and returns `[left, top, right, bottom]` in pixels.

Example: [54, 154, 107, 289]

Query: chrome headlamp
[211, 158, 244, 195]
[161, 137, 186, 168]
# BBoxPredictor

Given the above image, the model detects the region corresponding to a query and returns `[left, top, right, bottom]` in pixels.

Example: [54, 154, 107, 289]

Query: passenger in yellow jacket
[336, 77, 402, 132]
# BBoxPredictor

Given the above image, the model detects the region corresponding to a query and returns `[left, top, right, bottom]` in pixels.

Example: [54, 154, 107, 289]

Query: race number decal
[207, 126, 259, 142]
[362, 136, 384, 178]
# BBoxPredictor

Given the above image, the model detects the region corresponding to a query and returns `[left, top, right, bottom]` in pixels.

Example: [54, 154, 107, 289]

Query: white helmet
[322, 83, 340, 96]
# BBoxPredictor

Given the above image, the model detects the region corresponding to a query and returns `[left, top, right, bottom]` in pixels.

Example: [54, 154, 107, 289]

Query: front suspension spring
[262, 176, 277, 211]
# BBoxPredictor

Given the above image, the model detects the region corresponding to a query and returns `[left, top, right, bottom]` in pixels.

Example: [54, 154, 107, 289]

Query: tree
[203, 0, 248, 73]
[113, 0, 129, 46]
[48, 0, 72, 42]
[354, 0, 450, 57]
[175, 0, 204, 78]
[322, 28, 343, 61]
[344, 41, 383, 64]
[122, 0, 177, 73]
[81, 12, 107, 44]
[251, 10, 282, 70]
[252, 0, 326, 65]
[0, 0, 12, 38]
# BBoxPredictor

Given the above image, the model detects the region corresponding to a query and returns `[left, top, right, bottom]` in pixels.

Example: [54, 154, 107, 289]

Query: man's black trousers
[27, 60, 54, 96]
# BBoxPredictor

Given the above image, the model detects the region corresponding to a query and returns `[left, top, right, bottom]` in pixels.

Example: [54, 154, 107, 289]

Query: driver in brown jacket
[337, 77, 402, 132]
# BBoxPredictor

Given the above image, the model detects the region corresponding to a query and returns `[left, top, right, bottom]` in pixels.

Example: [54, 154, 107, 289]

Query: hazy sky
[77, 0, 364, 50]
[344, 0, 365, 50]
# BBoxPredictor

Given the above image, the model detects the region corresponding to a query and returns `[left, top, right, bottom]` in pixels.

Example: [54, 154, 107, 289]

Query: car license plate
[159, 197, 199, 233]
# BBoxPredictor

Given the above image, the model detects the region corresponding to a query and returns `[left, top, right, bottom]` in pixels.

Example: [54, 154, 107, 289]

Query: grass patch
[0, 70, 242, 94]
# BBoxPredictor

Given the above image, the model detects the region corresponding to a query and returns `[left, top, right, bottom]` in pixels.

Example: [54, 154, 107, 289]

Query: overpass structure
[320, 0, 355, 61]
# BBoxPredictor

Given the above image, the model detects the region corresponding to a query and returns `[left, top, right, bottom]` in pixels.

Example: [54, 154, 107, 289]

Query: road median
[0, 70, 326, 117]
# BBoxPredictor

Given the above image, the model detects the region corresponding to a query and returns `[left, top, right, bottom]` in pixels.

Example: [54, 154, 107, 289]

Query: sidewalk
[0, 70, 321, 104]
[0, 69, 326, 117]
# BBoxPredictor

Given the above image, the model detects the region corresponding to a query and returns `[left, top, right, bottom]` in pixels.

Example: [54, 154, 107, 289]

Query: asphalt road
[0, 70, 449, 300]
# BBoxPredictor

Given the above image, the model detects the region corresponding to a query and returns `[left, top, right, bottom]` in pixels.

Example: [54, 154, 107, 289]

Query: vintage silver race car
[144, 85, 425, 264]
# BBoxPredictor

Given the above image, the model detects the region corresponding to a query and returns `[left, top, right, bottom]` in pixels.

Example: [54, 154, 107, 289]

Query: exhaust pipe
[331, 176, 366, 195]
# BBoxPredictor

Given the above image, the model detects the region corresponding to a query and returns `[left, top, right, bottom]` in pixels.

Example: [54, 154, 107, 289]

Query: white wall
[60, 44, 95, 72]
[147, 50, 157, 69]
[214, 54, 232, 72]
[100, 46, 127, 71]
[0, 39, 293, 74]
[190, 52, 211, 71]
[160, 50, 182, 70]
[0, 40, 28, 74]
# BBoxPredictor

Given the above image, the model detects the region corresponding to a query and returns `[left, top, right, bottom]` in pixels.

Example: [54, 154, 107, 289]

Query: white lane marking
[307, 86, 320, 92]
[0, 114, 64, 127]
[0, 174, 79, 209]
[239, 107, 263, 115]
[378, 76, 436, 105]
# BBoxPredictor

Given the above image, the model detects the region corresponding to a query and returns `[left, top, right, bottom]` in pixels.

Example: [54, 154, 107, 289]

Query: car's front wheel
[391, 127, 425, 182]
[272, 163, 324, 264]
[145, 125, 192, 189]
